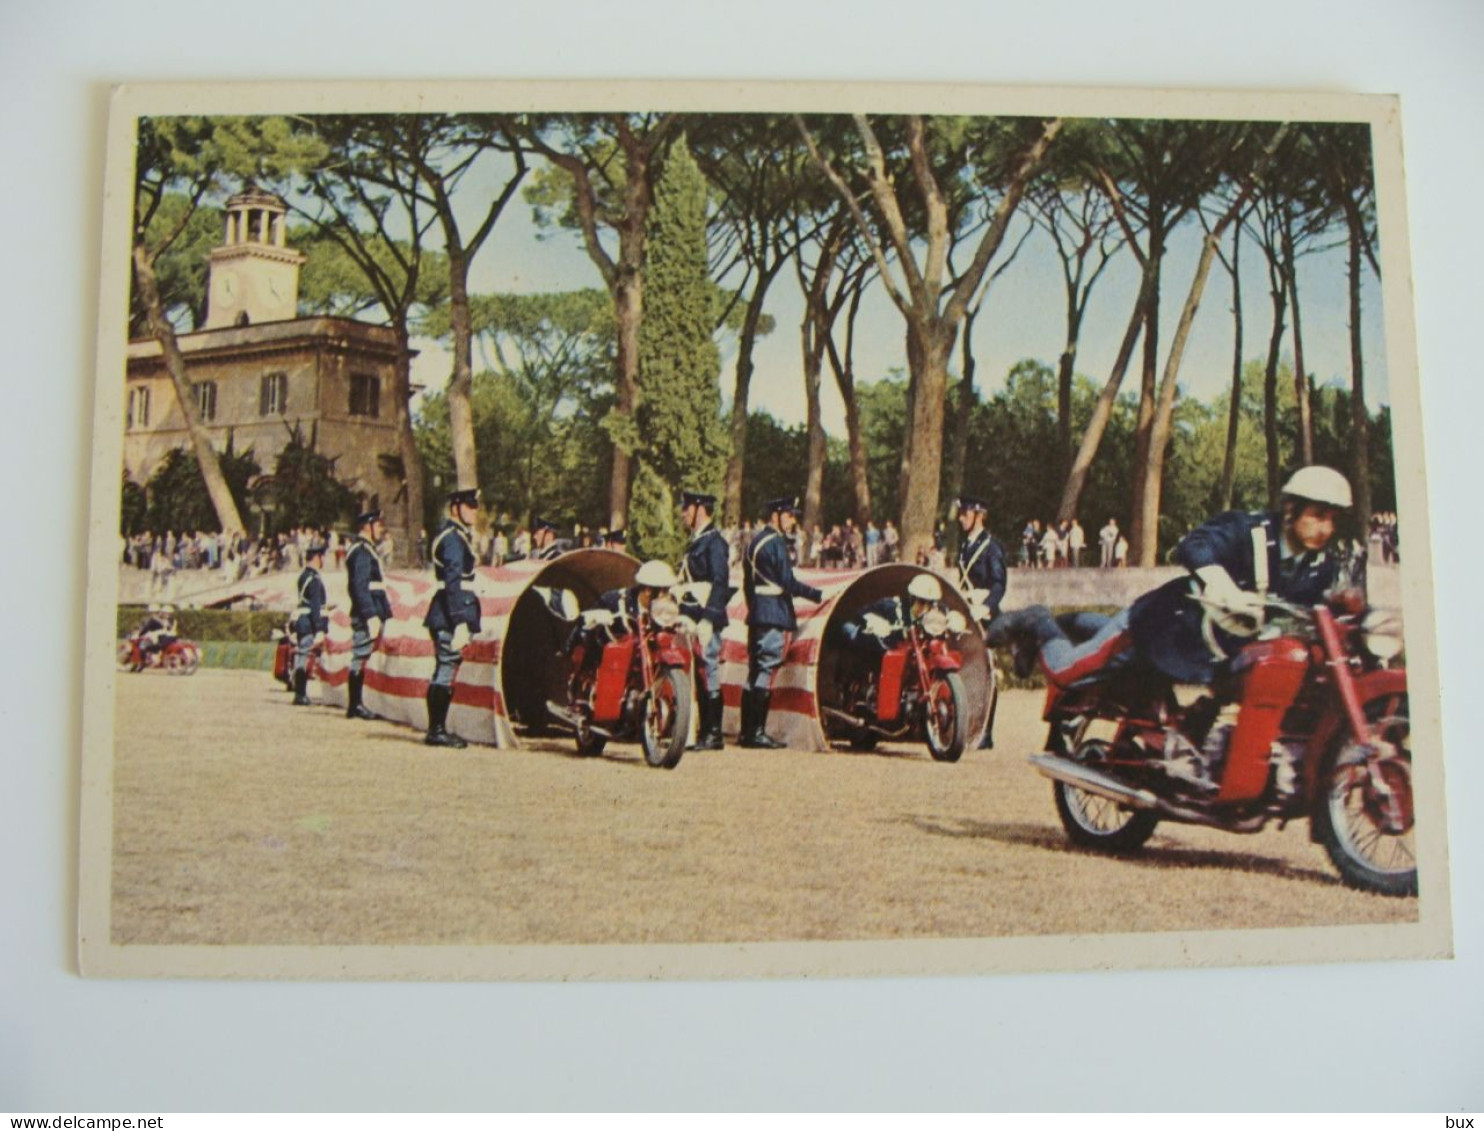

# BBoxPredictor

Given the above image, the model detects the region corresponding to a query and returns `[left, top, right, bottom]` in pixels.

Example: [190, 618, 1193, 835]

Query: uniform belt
[293, 605, 310, 617]
[437, 578, 475, 589]
[368, 582, 387, 591]
[753, 583, 783, 596]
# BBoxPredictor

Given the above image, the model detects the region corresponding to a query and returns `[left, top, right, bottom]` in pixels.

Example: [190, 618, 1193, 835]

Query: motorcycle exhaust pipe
[1028, 754, 1160, 810]
[821, 705, 870, 729]
[543, 700, 613, 739]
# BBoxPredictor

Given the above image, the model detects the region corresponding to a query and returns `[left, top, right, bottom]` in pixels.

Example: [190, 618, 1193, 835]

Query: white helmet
[1281, 466, 1353, 509]
[634, 560, 679, 589]
[907, 573, 943, 603]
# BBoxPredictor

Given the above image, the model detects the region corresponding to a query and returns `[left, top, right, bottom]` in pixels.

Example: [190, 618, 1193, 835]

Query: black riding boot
[742, 689, 785, 749]
[292, 668, 310, 706]
[689, 692, 724, 751]
[347, 671, 375, 720]
[425, 685, 467, 748]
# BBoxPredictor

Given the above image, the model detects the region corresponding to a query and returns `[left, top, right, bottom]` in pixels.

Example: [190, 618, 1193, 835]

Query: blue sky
[400, 134, 1389, 433]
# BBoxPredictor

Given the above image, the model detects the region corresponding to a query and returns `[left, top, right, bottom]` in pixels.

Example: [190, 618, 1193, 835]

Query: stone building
[123, 188, 413, 534]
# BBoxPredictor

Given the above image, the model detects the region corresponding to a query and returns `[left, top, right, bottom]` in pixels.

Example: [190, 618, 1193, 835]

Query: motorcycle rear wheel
[1053, 739, 1159, 853]
[1313, 692, 1416, 897]
[925, 672, 968, 762]
[640, 668, 690, 770]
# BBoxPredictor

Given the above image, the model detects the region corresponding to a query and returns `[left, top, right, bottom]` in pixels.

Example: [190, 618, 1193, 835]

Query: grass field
[109, 669, 1417, 947]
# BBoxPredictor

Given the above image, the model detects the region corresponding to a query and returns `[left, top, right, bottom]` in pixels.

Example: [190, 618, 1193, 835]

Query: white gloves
[367, 617, 384, 640]
[313, 631, 327, 648]
[450, 624, 471, 651]
[693, 618, 714, 646]
[1196, 565, 1265, 625]
[863, 612, 893, 637]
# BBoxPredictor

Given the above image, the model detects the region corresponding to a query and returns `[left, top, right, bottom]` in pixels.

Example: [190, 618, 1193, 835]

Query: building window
[260, 371, 287, 416]
[127, 385, 150, 430]
[350, 373, 381, 419]
[194, 380, 218, 423]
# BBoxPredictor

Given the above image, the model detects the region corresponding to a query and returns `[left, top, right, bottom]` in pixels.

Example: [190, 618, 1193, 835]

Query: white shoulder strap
[1251, 524, 1270, 595]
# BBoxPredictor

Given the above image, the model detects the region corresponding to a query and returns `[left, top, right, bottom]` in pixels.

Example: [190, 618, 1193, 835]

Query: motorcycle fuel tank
[1218, 636, 1310, 803]
[592, 636, 638, 725]
[876, 645, 911, 723]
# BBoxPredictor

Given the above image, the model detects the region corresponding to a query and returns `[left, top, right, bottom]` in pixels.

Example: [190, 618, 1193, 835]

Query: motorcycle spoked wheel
[165, 645, 200, 675]
[924, 672, 968, 763]
[1052, 738, 1160, 853]
[116, 642, 137, 672]
[1312, 692, 1416, 897]
[639, 667, 691, 770]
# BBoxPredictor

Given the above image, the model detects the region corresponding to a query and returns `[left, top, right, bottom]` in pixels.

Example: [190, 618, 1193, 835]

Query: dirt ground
[109, 669, 1417, 946]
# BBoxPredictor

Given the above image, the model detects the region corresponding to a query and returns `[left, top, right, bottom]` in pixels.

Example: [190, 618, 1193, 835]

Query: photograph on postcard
[78, 83, 1450, 978]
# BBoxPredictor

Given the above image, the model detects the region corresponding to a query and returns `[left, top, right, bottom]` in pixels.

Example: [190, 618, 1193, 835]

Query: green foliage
[268, 423, 360, 531]
[120, 473, 148, 536]
[118, 605, 285, 644]
[634, 138, 729, 491]
[129, 196, 222, 336]
[627, 461, 686, 562]
[143, 446, 260, 534]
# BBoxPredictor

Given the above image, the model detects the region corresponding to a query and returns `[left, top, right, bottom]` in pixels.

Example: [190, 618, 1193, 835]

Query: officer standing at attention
[678, 490, 731, 751]
[532, 517, 574, 560]
[344, 508, 391, 721]
[956, 495, 1007, 747]
[291, 542, 329, 706]
[423, 488, 481, 748]
[741, 496, 823, 749]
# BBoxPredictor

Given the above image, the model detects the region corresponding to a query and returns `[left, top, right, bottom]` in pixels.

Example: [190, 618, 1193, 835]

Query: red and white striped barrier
[218, 554, 993, 752]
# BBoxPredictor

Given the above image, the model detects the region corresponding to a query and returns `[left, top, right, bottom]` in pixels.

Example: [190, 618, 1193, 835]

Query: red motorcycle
[1028, 592, 1414, 896]
[117, 633, 201, 675]
[825, 606, 972, 762]
[546, 594, 694, 770]
[272, 628, 322, 691]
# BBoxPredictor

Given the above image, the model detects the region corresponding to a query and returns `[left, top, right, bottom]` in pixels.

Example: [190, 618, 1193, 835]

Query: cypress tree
[631, 135, 728, 561]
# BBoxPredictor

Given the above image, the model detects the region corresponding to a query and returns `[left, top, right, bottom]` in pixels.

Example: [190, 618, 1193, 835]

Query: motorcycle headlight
[649, 596, 681, 628]
[920, 608, 949, 637]
[1362, 611, 1404, 662]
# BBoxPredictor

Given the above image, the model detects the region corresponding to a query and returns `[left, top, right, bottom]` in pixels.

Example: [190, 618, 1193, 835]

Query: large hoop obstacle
[303, 555, 991, 752]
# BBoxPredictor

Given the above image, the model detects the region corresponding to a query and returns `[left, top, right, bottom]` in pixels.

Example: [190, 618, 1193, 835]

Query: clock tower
[203, 187, 305, 329]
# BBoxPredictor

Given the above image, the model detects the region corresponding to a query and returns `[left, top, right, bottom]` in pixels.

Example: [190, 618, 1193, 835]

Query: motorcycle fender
[654, 632, 690, 669]
[877, 646, 911, 723]
[1303, 667, 1410, 817]
[1218, 637, 1309, 803]
[927, 640, 963, 673]
[592, 637, 638, 725]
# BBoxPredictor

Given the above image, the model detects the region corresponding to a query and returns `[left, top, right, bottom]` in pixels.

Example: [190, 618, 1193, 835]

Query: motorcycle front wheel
[924, 672, 967, 763]
[1313, 692, 1416, 896]
[640, 668, 691, 770]
[116, 642, 136, 672]
[166, 644, 201, 675]
[1053, 739, 1160, 853]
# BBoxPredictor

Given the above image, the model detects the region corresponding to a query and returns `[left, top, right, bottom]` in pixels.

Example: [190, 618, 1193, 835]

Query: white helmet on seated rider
[634, 560, 679, 589]
[1281, 466, 1353, 509]
[906, 573, 943, 603]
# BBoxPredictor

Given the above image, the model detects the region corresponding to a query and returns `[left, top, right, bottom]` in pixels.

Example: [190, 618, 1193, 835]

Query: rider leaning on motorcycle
[133, 603, 178, 670]
[835, 573, 947, 685]
[569, 560, 680, 664]
[988, 465, 1353, 687]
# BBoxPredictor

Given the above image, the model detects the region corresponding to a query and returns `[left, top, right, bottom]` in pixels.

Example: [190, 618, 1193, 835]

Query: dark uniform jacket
[957, 529, 1008, 618]
[346, 537, 392, 625]
[536, 539, 573, 561]
[292, 567, 329, 638]
[1129, 509, 1339, 684]
[744, 526, 823, 632]
[423, 519, 481, 633]
[680, 523, 731, 631]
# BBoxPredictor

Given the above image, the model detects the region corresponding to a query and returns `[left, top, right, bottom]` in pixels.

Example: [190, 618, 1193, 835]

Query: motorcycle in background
[546, 589, 694, 770]
[117, 633, 201, 675]
[1028, 590, 1415, 896]
[824, 605, 972, 762]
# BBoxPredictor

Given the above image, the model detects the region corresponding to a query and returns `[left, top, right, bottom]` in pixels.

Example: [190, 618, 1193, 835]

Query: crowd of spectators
[1369, 512, 1400, 563]
[1018, 518, 1107, 568]
[121, 526, 346, 596]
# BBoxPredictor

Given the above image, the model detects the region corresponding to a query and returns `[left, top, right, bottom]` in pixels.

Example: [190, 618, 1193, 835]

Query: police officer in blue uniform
[988, 467, 1352, 692]
[678, 490, 731, 751]
[344, 508, 391, 721]
[423, 488, 481, 748]
[741, 496, 823, 749]
[532, 516, 573, 561]
[955, 495, 1008, 747]
[291, 542, 329, 706]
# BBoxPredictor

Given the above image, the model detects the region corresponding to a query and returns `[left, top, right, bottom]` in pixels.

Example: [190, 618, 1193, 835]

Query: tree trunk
[945, 304, 980, 559]
[131, 243, 247, 538]
[1219, 221, 1244, 510]
[1284, 210, 1314, 465]
[445, 247, 480, 491]
[801, 316, 829, 532]
[1056, 263, 1152, 523]
[1347, 208, 1372, 530]
[899, 325, 952, 563]
[825, 280, 872, 528]
[1056, 301, 1083, 479]
[1262, 269, 1288, 509]
[609, 271, 642, 530]
[1138, 229, 1226, 566]
[1128, 251, 1162, 565]
[899, 323, 922, 520]
[390, 323, 426, 568]
[722, 282, 772, 526]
